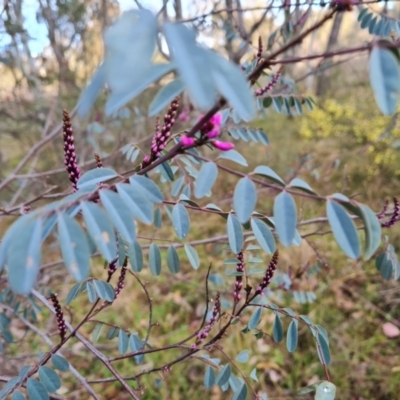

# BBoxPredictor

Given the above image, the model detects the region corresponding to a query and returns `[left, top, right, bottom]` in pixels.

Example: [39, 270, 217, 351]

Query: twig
[0, 303, 100, 400]
[32, 290, 141, 400]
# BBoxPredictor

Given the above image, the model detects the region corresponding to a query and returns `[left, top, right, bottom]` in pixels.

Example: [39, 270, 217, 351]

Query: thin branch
[0, 303, 100, 400]
[31, 290, 141, 400]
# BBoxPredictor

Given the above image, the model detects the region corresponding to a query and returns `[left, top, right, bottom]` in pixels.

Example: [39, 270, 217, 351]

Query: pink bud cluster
[50, 293, 67, 341]
[233, 252, 245, 301]
[255, 68, 282, 97]
[107, 237, 120, 280]
[377, 199, 389, 219]
[255, 250, 279, 295]
[380, 197, 400, 228]
[63, 109, 80, 191]
[256, 36, 263, 61]
[114, 265, 127, 299]
[107, 259, 118, 280]
[142, 97, 179, 168]
[192, 293, 221, 347]
[94, 152, 103, 168]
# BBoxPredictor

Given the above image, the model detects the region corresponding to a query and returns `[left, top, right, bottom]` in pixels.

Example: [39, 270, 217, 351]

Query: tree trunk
[315, 12, 344, 97]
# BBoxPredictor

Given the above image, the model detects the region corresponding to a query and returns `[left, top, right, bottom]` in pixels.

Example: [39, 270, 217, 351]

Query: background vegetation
[1, 1, 400, 399]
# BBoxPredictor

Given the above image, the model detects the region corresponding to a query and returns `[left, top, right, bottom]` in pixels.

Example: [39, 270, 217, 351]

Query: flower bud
[180, 135, 196, 147]
[212, 140, 235, 151]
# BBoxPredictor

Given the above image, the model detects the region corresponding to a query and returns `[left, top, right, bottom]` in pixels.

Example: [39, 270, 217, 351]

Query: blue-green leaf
[229, 375, 244, 393]
[235, 349, 249, 363]
[159, 162, 175, 182]
[316, 325, 329, 345]
[358, 204, 381, 260]
[317, 333, 331, 365]
[117, 233, 126, 266]
[104, 10, 158, 114]
[171, 176, 184, 197]
[209, 52, 255, 121]
[289, 178, 316, 195]
[164, 23, 215, 110]
[184, 244, 200, 269]
[257, 129, 269, 145]
[129, 334, 144, 363]
[77, 63, 107, 118]
[154, 208, 162, 228]
[27, 378, 49, 400]
[246, 128, 259, 142]
[58, 214, 90, 281]
[11, 391, 25, 400]
[149, 243, 161, 275]
[216, 364, 231, 386]
[194, 162, 218, 199]
[248, 307, 262, 330]
[149, 78, 185, 116]
[106, 327, 119, 340]
[128, 240, 143, 272]
[228, 128, 240, 140]
[286, 320, 298, 353]
[315, 381, 336, 400]
[327, 200, 360, 259]
[51, 355, 69, 372]
[0, 214, 33, 273]
[65, 283, 82, 305]
[77, 168, 117, 190]
[106, 63, 174, 116]
[376, 253, 393, 280]
[253, 165, 285, 185]
[81, 202, 117, 262]
[274, 192, 297, 247]
[86, 281, 97, 303]
[232, 383, 248, 400]
[117, 183, 154, 224]
[99, 190, 136, 244]
[38, 366, 61, 393]
[129, 176, 164, 204]
[369, 46, 400, 115]
[272, 314, 283, 343]
[8, 218, 43, 295]
[217, 150, 248, 166]
[129, 333, 142, 352]
[227, 214, 243, 254]
[172, 203, 190, 239]
[237, 127, 249, 141]
[118, 329, 129, 354]
[249, 368, 258, 382]
[233, 177, 257, 223]
[251, 218, 276, 254]
[357, 8, 369, 22]
[167, 246, 180, 273]
[92, 323, 104, 341]
[93, 280, 115, 302]
[204, 366, 215, 388]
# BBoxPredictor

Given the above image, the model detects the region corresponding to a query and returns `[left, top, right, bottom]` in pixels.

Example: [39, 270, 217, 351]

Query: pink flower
[210, 113, 222, 126]
[199, 112, 223, 139]
[180, 135, 195, 147]
[207, 126, 220, 139]
[212, 141, 235, 151]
